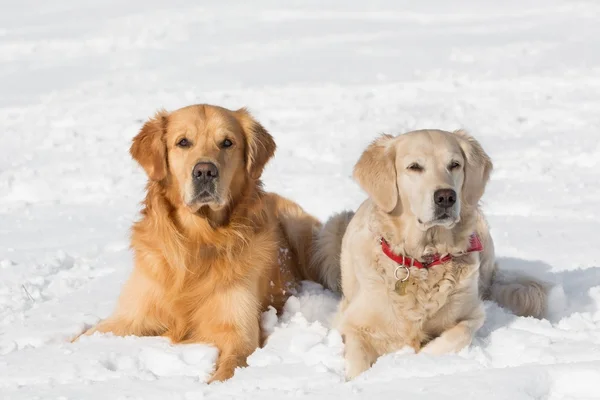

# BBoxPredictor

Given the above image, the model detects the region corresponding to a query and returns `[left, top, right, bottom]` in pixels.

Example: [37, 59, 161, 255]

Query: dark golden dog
[79, 104, 335, 382]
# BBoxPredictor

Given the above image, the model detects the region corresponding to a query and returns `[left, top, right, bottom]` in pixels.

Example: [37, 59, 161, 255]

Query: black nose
[434, 189, 457, 208]
[192, 162, 218, 182]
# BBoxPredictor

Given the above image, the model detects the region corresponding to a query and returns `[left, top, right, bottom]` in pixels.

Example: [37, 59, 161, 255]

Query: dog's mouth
[418, 212, 460, 230]
[193, 191, 216, 203]
[185, 187, 225, 211]
[435, 212, 452, 221]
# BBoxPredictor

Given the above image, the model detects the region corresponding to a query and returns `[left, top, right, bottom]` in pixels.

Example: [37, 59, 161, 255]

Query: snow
[1, 0, 600, 398]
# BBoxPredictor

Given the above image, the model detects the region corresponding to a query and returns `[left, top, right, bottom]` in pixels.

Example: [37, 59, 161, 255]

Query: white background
[1, 1, 600, 398]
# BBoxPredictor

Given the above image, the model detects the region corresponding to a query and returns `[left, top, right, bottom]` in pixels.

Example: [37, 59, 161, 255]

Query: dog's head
[354, 129, 492, 230]
[130, 105, 275, 212]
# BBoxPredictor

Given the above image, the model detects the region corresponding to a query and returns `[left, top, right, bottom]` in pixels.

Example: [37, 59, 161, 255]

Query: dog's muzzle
[191, 162, 219, 200]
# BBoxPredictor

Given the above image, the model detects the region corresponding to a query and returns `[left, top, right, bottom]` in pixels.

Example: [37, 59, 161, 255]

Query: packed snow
[1, 0, 600, 399]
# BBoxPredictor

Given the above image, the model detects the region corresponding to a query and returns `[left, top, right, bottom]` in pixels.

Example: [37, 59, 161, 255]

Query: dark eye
[449, 161, 461, 170]
[221, 139, 233, 148]
[177, 138, 191, 148]
[407, 163, 423, 172]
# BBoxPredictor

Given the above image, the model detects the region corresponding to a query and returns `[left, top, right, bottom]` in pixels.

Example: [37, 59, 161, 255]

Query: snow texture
[1, 0, 600, 399]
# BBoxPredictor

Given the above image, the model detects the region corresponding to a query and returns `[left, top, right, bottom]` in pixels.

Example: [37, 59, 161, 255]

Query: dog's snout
[192, 162, 219, 182]
[434, 189, 457, 208]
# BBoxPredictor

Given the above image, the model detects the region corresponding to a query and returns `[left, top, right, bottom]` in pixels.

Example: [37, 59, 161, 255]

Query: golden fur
[76, 104, 332, 382]
[317, 129, 549, 379]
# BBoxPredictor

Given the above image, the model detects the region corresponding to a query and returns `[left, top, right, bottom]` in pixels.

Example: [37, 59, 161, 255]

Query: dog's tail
[487, 266, 549, 319]
[311, 211, 355, 292]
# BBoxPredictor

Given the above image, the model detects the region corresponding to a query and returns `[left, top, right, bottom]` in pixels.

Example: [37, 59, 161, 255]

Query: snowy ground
[1, 0, 600, 398]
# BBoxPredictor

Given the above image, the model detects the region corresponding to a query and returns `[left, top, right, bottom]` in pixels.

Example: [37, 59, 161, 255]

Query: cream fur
[316, 129, 549, 380]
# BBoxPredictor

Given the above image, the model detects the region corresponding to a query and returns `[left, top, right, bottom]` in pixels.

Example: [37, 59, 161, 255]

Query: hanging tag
[395, 279, 409, 295]
[393, 265, 410, 296]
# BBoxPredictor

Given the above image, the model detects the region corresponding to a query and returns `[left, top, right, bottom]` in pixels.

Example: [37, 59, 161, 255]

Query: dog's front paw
[207, 356, 246, 384]
[420, 332, 470, 355]
[343, 332, 376, 381]
[345, 360, 369, 381]
[207, 366, 235, 383]
[70, 325, 96, 343]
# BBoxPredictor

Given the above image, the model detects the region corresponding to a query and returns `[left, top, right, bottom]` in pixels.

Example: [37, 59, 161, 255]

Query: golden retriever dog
[77, 104, 337, 382]
[317, 129, 549, 379]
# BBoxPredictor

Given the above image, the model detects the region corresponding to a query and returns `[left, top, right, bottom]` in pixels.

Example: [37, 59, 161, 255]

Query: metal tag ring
[394, 265, 410, 282]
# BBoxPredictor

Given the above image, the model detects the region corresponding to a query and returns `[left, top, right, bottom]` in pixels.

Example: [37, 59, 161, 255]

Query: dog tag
[395, 279, 409, 295]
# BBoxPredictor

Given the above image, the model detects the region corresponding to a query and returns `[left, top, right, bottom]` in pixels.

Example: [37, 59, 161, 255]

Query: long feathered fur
[312, 211, 355, 292]
[79, 104, 330, 383]
[487, 267, 549, 318]
[316, 208, 550, 319]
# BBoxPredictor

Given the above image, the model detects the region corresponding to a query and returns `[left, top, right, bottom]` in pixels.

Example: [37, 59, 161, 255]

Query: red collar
[380, 233, 483, 269]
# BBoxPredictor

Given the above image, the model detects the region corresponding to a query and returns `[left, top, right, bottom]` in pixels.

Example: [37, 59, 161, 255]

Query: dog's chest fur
[373, 253, 479, 349]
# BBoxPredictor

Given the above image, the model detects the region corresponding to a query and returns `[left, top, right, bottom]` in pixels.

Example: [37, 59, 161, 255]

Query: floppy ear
[235, 108, 276, 180]
[353, 134, 398, 213]
[453, 130, 493, 206]
[130, 110, 169, 181]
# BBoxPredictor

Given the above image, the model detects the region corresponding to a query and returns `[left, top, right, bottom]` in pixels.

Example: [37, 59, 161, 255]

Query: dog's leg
[73, 267, 170, 342]
[420, 305, 485, 355]
[185, 287, 261, 383]
[77, 316, 149, 339]
[208, 334, 256, 382]
[205, 319, 260, 383]
[342, 329, 378, 380]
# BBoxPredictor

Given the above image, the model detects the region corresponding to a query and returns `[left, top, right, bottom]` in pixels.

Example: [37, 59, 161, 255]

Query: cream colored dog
[315, 129, 548, 379]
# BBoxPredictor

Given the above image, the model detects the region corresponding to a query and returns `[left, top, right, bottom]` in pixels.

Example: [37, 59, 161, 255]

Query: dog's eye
[407, 163, 423, 172]
[221, 139, 233, 148]
[449, 161, 461, 170]
[177, 138, 191, 148]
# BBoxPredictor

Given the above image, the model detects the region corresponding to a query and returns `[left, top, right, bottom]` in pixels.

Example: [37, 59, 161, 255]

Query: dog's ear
[130, 110, 169, 181]
[235, 108, 276, 180]
[353, 134, 398, 213]
[453, 130, 493, 206]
